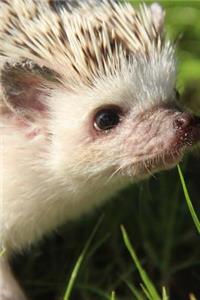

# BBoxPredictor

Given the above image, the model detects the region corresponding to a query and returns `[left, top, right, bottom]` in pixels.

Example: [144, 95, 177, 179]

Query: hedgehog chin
[139, 147, 184, 173]
[119, 148, 184, 180]
[137, 122, 200, 176]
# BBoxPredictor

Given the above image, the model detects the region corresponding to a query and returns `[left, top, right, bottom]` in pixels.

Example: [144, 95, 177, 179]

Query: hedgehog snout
[173, 113, 200, 129]
[173, 113, 200, 146]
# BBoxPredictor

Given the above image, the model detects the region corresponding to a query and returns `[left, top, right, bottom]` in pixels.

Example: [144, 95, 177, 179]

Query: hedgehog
[0, 0, 200, 299]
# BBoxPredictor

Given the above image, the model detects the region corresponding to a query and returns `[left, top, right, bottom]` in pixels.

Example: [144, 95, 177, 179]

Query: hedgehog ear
[1, 61, 57, 118]
[150, 3, 165, 33]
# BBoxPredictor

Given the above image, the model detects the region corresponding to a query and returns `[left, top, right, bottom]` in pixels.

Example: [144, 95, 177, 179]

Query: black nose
[173, 113, 200, 130]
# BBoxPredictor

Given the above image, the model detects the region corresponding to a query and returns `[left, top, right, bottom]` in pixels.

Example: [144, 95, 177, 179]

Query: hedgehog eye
[94, 106, 122, 131]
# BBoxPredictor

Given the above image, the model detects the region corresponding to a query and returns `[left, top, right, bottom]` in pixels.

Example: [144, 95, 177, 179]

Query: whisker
[106, 165, 122, 184]
[143, 159, 155, 178]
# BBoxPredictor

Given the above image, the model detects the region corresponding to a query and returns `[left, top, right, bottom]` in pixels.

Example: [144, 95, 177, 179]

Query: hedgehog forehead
[89, 45, 176, 110]
[129, 45, 177, 107]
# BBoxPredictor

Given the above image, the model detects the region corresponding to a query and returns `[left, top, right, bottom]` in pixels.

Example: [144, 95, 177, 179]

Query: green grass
[111, 291, 116, 300]
[57, 168, 199, 300]
[63, 216, 104, 300]
[121, 225, 162, 300]
[177, 165, 200, 234]
[0, 248, 6, 257]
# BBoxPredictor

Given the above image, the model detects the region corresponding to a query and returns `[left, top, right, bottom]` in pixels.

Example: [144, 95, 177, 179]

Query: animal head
[1, 0, 199, 187]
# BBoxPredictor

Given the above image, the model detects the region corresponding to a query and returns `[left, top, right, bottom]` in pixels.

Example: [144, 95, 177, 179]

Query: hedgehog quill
[0, 0, 200, 299]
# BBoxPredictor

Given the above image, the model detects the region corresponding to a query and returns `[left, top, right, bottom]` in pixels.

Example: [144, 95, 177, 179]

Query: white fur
[0, 257, 27, 300]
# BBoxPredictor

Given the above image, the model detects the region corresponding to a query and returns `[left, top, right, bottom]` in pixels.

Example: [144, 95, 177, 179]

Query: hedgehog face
[49, 74, 200, 185]
[104, 106, 200, 179]
[49, 54, 198, 184]
[84, 101, 200, 182]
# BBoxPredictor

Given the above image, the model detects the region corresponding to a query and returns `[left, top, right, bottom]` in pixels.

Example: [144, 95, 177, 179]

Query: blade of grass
[0, 248, 6, 257]
[189, 294, 197, 300]
[162, 287, 168, 300]
[177, 165, 200, 233]
[63, 215, 104, 300]
[125, 280, 145, 300]
[77, 284, 110, 300]
[121, 225, 161, 300]
[110, 291, 116, 300]
[140, 284, 152, 300]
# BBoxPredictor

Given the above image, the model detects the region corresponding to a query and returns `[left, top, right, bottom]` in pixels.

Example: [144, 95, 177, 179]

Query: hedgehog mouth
[120, 125, 200, 178]
[118, 145, 184, 180]
[137, 124, 200, 174]
[139, 147, 184, 173]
